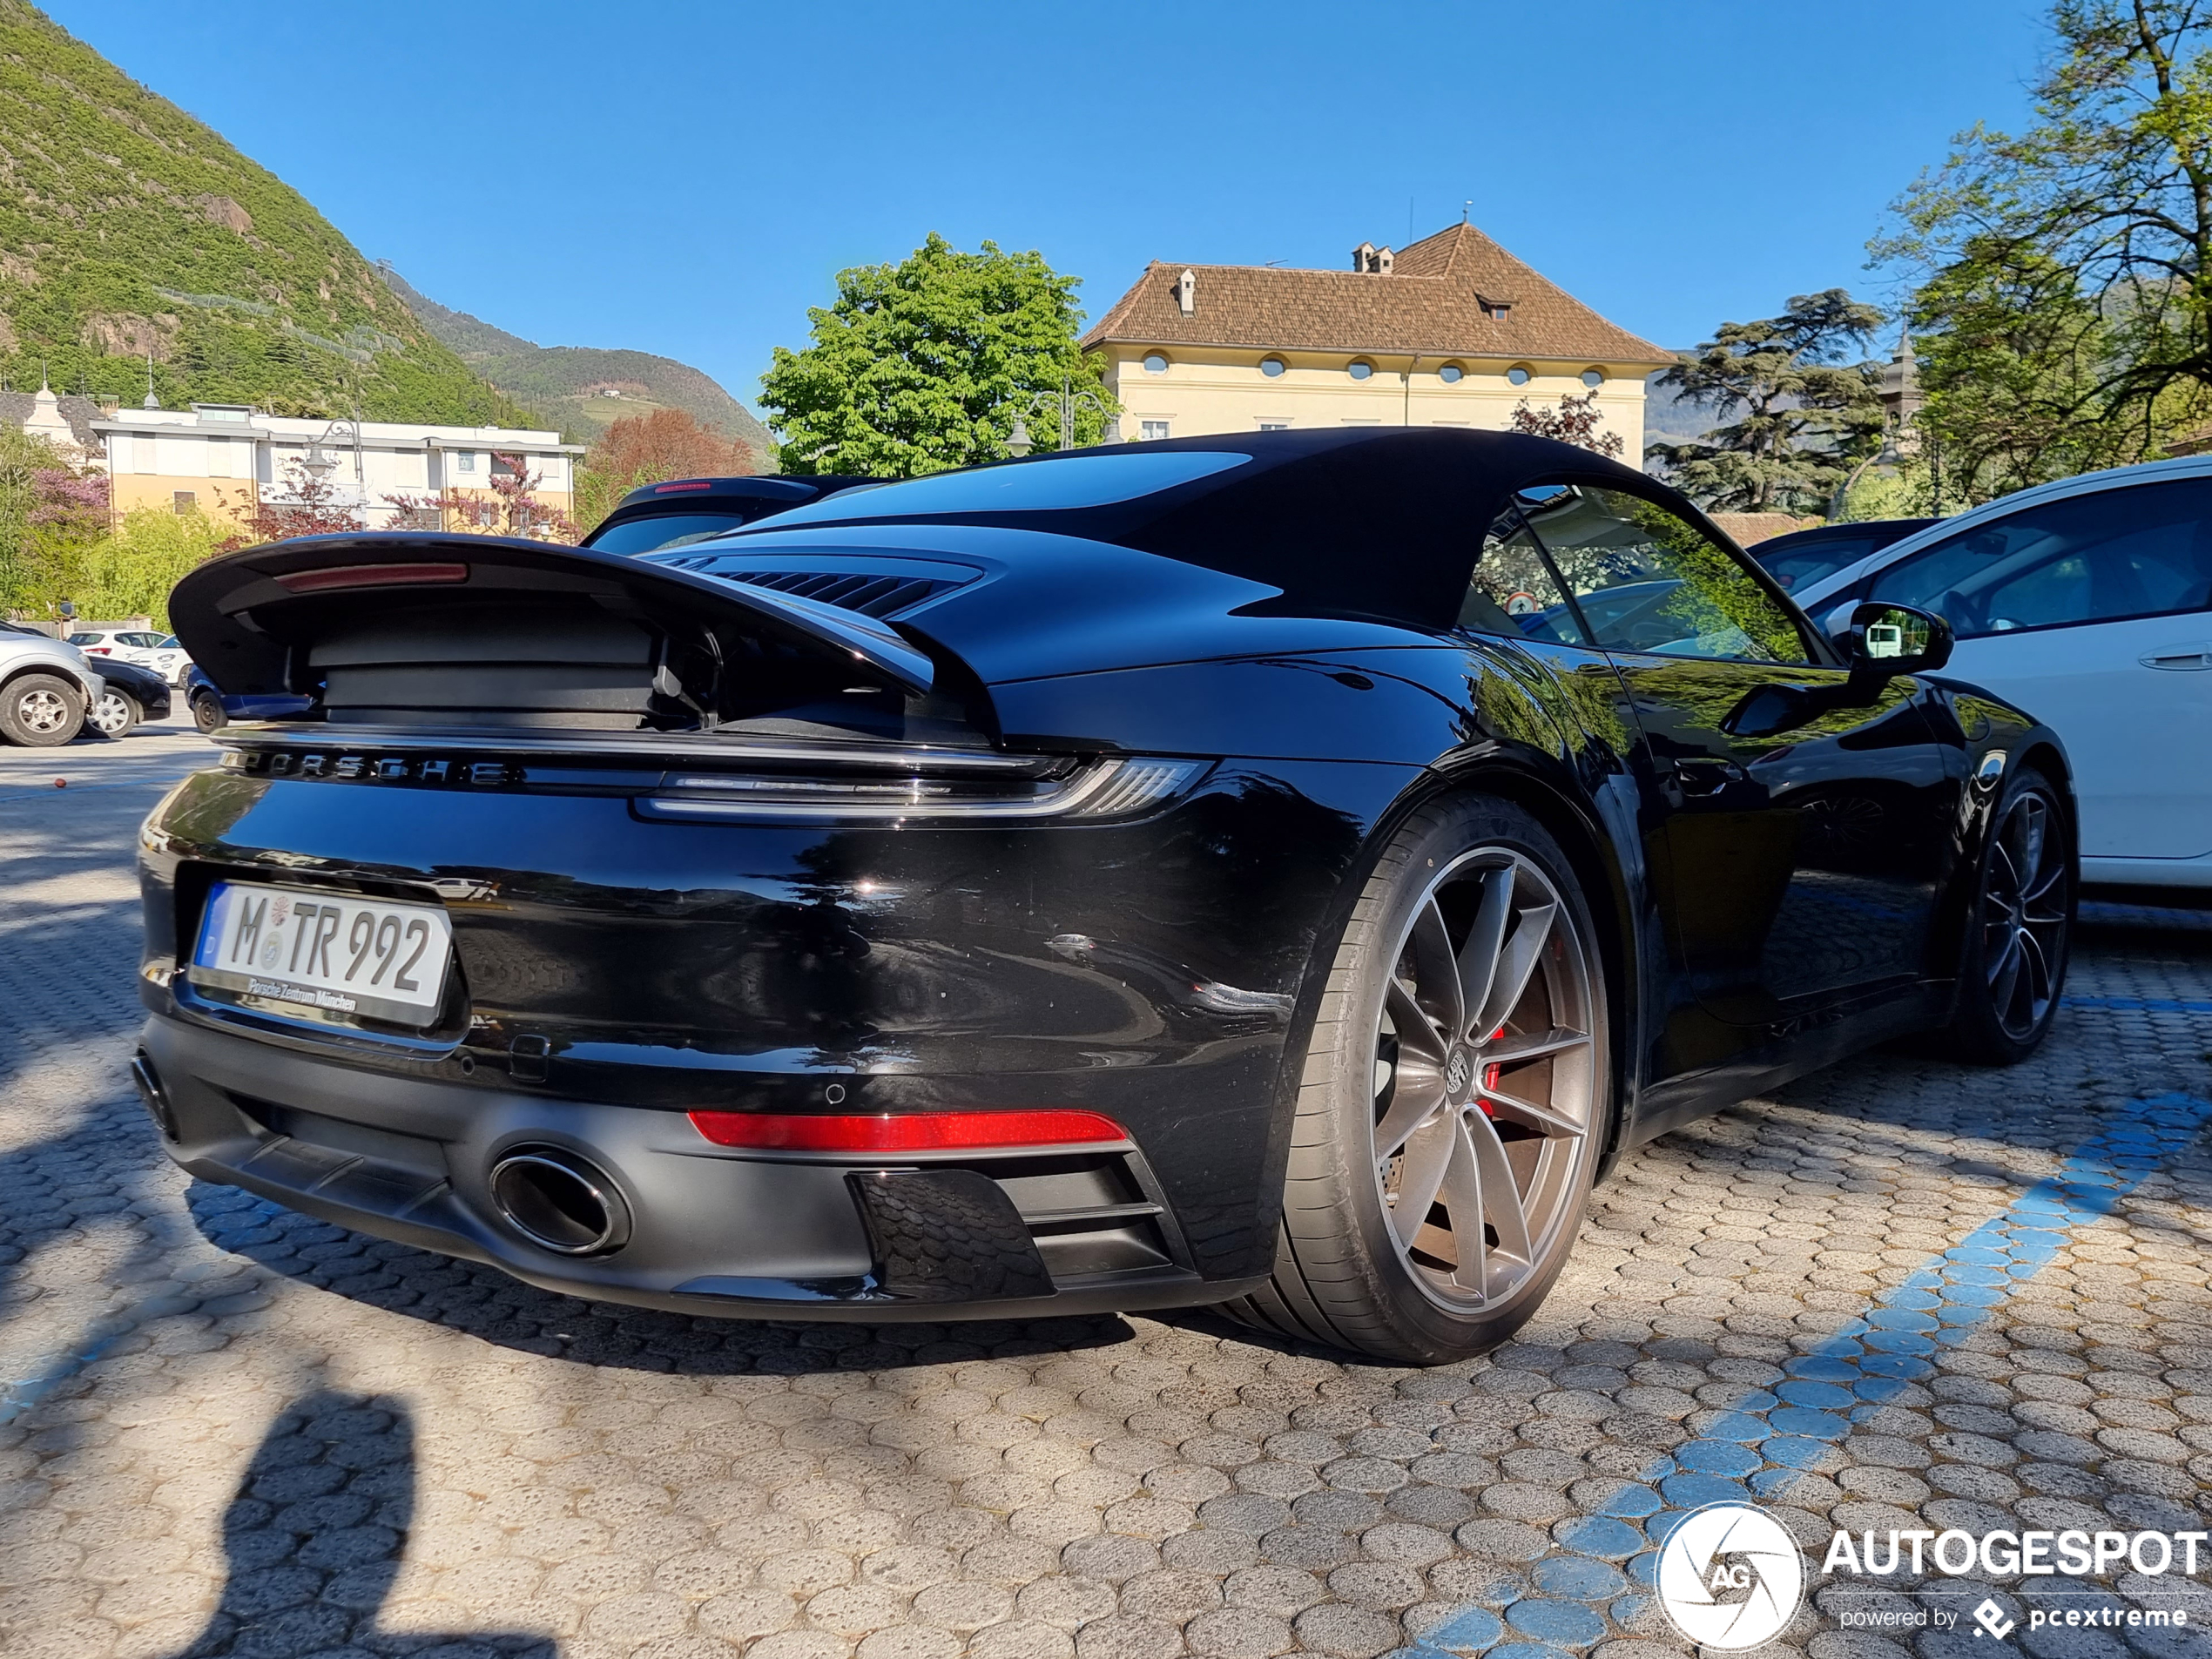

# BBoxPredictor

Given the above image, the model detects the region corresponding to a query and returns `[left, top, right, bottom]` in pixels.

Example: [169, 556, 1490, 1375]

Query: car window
[158, 635, 181, 650]
[1758, 535, 1879, 593]
[1518, 484, 1812, 664]
[1869, 479, 2212, 638]
[1459, 512, 1588, 645]
[67, 632, 101, 645]
[121, 631, 161, 646]
[587, 513, 756, 554]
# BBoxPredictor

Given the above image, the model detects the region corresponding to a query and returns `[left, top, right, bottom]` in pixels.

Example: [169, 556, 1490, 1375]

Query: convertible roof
[737, 428, 1669, 628]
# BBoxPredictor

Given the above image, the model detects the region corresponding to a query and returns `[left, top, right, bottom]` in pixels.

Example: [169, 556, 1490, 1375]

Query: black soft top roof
[732, 428, 1695, 628]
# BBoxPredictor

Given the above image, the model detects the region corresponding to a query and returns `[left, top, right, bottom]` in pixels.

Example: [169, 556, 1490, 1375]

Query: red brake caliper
[1479, 1024, 1506, 1115]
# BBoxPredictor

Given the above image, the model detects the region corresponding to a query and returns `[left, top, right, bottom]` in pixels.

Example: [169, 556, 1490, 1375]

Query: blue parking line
[1415, 1091, 2212, 1656]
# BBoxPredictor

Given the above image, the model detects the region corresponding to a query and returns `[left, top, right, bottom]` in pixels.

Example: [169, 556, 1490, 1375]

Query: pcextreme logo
[1656, 1502, 1807, 1651]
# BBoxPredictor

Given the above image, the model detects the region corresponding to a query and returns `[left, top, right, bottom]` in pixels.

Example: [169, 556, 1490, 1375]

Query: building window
[1260, 356, 1286, 378]
[1347, 360, 1374, 381]
[1258, 421, 1289, 431]
[1438, 363, 1465, 385]
[1483, 302, 1512, 320]
[1140, 420, 1171, 441]
[172, 490, 197, 514]
[455, 450, 477, 473]
[1142, 352, 1170, 374]
[1581, 368, 1605, 388]
[1506, 366, 1533, 387]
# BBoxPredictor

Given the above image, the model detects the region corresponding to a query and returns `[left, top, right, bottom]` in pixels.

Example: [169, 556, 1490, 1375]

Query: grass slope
[0, 0, 531, 425]
[378, 264, 772, 460]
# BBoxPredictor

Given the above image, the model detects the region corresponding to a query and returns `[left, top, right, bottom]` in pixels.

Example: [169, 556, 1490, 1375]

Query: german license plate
[189, 881, 453, 1027]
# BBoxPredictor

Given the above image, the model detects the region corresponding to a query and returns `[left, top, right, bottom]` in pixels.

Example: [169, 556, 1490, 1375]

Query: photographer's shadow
[167, 1386, 553, 1658]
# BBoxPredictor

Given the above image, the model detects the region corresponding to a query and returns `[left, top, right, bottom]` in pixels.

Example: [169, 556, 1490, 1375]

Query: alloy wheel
[1369, 847, 1597, 1311]
[16, 686, 71, 736]
[1982, 790, 2067, 1042]
[90, 691, 132, 736]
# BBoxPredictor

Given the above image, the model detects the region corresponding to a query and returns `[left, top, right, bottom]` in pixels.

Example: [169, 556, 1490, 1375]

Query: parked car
[1749, 517, 1942, 593]
[580, 475, 874, 555]
[182, 663, 312, 733]
[83, 656, 174, 738]
[1793, 458, 2212, 895]
[69, 626, 192, 682]
[140, 430, 2072, 1362]
[0, 621, 104, 746]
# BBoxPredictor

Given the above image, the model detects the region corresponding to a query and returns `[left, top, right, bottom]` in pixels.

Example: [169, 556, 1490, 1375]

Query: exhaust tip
[489, 1148, 631, 1256]
[131, 1051, 179, 1142]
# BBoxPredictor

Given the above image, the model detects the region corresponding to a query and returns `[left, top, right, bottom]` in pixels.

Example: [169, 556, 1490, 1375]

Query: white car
[0, 623, 106, 745]
[1794, 456, 2212, 894]
[68, 627, 192, 683]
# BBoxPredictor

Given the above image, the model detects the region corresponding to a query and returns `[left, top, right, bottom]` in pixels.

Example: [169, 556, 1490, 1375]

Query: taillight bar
[688, 1108, 1129, 1152]
[275, 563, 469, 593]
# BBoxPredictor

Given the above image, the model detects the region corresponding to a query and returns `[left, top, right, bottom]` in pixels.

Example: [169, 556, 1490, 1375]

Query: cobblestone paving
[3, 726, 2209, 1659]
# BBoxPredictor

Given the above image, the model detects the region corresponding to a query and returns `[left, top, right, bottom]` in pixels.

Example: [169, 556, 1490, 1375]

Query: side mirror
[1837, 602, 1952, 676]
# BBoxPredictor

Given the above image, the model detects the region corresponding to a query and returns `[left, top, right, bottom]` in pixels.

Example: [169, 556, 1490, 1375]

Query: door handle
[2141, 643, 2212, 671]
[1671, 758, 1747, 797]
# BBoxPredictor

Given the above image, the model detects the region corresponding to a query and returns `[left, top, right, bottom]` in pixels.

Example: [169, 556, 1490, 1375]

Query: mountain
[0, 1, 529, 426]
[376, 265, 774, 462]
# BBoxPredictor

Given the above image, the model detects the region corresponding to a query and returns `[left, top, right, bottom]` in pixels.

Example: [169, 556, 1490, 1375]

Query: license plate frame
[187, 880, 455, 1029]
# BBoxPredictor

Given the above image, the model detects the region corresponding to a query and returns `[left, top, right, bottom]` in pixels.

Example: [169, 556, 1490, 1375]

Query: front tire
[1942, 765, 2072, 1065]
[89, 688, 140, 739]
[1, 673, 86, 747]
[1220, 795, 1610, 1363]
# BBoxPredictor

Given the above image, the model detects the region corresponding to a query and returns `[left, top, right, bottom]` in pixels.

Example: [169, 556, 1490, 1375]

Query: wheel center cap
[1444, 1048, 1474, 1096]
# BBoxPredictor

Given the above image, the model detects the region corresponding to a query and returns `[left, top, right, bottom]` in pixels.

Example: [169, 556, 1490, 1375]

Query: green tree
[760, 234, 1113, 477]
[74, 506, 231, 626]
[1876, 2, 2212, 500]
[1646, 291, 1886, 514]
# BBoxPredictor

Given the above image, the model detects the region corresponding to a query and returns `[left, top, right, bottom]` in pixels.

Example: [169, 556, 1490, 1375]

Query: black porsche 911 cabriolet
[135, 429, 2073, 1362]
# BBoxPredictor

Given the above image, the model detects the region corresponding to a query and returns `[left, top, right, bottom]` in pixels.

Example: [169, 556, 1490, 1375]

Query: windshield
[1757, 536, 1881, 592]
[588, 513, 754, 554]
[762, 451, 1252, 528]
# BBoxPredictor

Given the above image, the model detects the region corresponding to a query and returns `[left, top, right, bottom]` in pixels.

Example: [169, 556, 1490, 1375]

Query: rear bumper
[139, 1011, 1259, 1320]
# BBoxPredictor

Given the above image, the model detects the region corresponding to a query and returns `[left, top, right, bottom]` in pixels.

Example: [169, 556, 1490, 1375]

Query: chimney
[1375, 246, 1394, 275]
[1352, 241, 1376, 273]
[1177, 268, 1197, 317]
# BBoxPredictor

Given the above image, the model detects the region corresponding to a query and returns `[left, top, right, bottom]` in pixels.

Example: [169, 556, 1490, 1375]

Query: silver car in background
[0, 622, 107, 746]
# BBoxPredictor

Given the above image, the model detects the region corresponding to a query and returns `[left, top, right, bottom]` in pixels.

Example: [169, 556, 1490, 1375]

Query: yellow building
[1084, 223, 1672, 456]
[90, 403, 581, 531]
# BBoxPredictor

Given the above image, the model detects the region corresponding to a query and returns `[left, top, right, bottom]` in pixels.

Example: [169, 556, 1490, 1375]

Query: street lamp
[1003, 376, 1120, 457]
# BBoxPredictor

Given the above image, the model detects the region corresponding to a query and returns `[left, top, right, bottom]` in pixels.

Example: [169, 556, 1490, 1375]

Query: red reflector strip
[654, 481, 715, 493]
[688, 1108, 1129, 1152]
[275, 563, 469, 593]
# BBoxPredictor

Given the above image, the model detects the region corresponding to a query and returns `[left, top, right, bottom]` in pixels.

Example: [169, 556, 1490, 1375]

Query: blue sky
[45, 1, 2051, 415]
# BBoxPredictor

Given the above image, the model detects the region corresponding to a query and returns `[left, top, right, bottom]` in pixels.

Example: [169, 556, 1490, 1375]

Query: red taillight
[275, 563, 469, 594]
[688, 1108, 1129, 1152]
[654, 481, 714, 494]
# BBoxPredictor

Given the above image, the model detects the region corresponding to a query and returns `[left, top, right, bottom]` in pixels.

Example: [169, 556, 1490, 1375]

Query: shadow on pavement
[157, 1386, 555, 1658]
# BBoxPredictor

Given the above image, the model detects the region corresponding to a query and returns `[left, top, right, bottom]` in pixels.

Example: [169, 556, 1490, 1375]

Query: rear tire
[190, 688, 226, 733]
[1217, 795, 1610, 1363]
[1942, 765, 2072, 1065]
[89, 689, 140, 739]
[1, 672, 85, 747]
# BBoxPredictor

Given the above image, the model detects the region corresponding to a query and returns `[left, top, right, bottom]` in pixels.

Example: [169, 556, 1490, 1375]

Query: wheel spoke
[1453, 868, 1515, 1043]
[1467, 1111, 1534, 1265]
[1479, 1026, 1589, 1067]
[1476, 1082, 1585, 1139]
[2018, 926, 2052, 1012]
[1474, 902, 1556, 1039]
[1384, 977, 1448, 1063]
[1373, 1071, 1447, 1161]
[1989, 927, 2024, 1015]
[1987, 839, 2022, 905]
[1389, 1119, 1453, 1251]
[1439, 1117, 1487, 1292]
[1409, 900, 1465, 1043]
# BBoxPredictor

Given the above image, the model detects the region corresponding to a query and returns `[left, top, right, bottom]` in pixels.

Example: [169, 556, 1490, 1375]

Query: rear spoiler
[169, 532, 938, 698]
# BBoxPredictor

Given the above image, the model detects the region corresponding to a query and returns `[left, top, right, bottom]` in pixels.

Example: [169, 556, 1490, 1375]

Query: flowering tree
[0, 423, 111, 619]
[236, 460, 365, 544]
[1508, 389, 1626, 458]
[383, 454, 575, 542]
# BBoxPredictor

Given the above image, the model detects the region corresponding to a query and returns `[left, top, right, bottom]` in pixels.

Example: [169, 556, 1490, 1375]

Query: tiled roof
[0, 390, 102, 449]
[1082, 223, 1672, 368]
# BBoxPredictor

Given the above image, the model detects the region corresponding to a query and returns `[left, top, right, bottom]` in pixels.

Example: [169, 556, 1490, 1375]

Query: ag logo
[1656, 1501, 1805, 1651]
